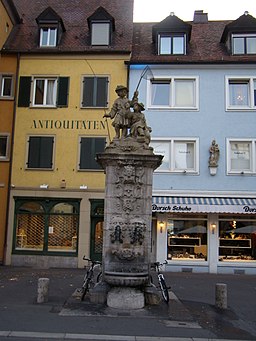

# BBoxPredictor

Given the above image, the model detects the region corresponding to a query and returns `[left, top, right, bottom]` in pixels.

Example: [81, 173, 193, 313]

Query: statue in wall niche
[209, 139, 220, 167]
[103, 85, 138, 139]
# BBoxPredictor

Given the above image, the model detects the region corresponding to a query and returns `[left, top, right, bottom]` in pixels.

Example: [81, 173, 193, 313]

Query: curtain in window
[174, 142, 194, 170]
[175, 80, 194, 107]
[91, 23, 110, 45]
[229, 81, 249, 106]
[46, 79, 55, 105]
[230, 142, 251, 171]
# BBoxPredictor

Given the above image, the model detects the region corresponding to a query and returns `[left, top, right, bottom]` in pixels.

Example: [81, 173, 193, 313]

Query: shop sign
[152, 203, 256, 214]
[31, 119, 106, 130]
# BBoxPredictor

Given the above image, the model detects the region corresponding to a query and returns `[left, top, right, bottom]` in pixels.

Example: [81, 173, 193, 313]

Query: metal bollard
[215, 283, 227, 309]
[37, 278, 50, 303]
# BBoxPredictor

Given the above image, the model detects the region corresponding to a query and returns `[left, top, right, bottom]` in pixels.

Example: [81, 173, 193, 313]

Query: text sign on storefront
[31, 119, 106, 130]
[152, 203, 256, 214]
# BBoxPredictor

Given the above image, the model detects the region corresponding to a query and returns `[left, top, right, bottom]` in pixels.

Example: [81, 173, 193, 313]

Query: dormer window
[40, 27, 57, 47]
[36, 7, 65, 48]
[221, 12, 256, 55]
[152, 14, 191, 56]
[232, 34, 256, 55]
[88, 7, 115, 47]
[158, 33, 185, 55]
[91, 22, 110, 45]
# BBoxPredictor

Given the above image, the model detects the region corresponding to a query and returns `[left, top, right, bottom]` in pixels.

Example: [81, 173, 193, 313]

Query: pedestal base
[107, 287, 145, 309]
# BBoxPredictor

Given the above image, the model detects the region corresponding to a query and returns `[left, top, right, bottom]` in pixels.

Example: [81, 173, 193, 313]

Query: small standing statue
[104, 85, 138, 139]
[209, 139, 220, 167]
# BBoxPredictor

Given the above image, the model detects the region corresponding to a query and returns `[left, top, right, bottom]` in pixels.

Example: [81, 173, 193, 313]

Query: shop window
[78, 137, 106, 170]
[167, 219, 207, 261]
[81, 76, 108, 108]
[219, 218, 256, 261]
[0, 75, 13, 98]
[0, 134, 10, 160]
[26, 136, 54, 170]
[149, 77, 198, 109]
[151, 138, 199, 173]
[226, 77, 256, 109]
[13, 199, 79, 254]
[227, 139, 256, 174]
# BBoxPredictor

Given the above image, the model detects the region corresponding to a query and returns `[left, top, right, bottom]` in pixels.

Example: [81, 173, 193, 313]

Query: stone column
[97, 138, 162, 308]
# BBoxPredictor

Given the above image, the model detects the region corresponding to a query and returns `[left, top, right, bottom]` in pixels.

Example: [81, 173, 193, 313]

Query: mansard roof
[131, 13, 256, 64]
[3, 0, 133, 53]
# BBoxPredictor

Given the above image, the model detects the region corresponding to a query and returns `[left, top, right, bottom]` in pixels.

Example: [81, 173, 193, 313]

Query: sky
[133, 0, 256, 22]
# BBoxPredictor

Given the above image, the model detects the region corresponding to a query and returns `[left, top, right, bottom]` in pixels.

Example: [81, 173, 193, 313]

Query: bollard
[215, 283, 227, 309]
[37, 278, 50, 303]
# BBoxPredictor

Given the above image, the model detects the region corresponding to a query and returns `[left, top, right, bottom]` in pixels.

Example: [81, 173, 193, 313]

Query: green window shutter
[28, 136, 54, 169]
[96, 77, 108, 107]
[80, 137, 105, 169]
[82, 77, 108, 107]
[57, 77, 69, 107]
[82, 77, 94, 107]
[18, 76, 31, 107]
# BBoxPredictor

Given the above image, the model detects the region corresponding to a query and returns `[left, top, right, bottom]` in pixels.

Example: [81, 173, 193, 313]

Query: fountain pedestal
[97, 138, 162, 308]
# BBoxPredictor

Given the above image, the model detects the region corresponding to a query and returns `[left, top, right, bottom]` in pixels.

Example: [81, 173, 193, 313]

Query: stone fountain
[96, 86, 162, 309]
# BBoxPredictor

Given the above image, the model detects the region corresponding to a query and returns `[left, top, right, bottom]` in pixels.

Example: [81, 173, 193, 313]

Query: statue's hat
[115, 85, 128, 93]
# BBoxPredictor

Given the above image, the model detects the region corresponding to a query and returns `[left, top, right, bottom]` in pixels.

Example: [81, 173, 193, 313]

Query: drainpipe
[3, 52, 20, 264]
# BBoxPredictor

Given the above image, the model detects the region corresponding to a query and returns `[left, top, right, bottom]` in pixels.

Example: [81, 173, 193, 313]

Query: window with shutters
[26, 136, 54, 170]
[0, 74, 14, 98]
[0, 134, 10, 160]
[81, 76, 108, 108]
[79, 137, 106, 170]
[18, 76, 69, 108]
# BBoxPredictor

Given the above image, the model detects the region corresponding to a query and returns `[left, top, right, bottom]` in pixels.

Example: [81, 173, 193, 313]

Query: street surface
[0, 266, 255, 341]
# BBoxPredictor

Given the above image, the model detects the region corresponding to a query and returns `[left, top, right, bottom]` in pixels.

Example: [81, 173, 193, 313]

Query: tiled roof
[3, 0, 134, 53]
[131, 20, 256, 64]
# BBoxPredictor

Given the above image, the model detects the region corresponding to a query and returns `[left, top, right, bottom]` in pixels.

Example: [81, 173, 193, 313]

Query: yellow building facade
[5, 54, 130, 268]
[3, 0, 134, 267]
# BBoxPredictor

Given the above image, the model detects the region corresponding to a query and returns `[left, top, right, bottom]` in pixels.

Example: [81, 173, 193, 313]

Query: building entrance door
[90, 199, 104, 261]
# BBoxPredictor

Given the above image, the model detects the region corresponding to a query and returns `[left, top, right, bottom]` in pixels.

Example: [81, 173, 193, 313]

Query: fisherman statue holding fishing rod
[103, 85, 138, 139]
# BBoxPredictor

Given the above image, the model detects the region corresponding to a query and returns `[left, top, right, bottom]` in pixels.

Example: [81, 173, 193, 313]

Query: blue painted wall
[129, 65, 256, 192]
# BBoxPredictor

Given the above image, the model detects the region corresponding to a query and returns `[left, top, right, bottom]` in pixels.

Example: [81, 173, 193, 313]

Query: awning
[152, 196, 256, 214]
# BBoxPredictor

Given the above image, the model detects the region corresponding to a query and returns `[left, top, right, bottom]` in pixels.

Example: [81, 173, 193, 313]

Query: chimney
[193, 10, 208, 23]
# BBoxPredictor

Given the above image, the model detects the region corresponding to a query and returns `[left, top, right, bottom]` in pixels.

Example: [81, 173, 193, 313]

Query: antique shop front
[153, 196, 256, 275]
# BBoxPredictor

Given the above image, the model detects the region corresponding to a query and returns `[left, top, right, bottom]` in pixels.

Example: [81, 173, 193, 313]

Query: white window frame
[232, 33, 256, 55]
[150, 138, 199, 174]
[148, 76, 199, 110]
[40, 28, 57, 47]
[32, 77, 57, 107]
[158, 33, 186, 55]
[0, 75, 13, 98]
[91, 22, 110, 46]
[226, 138, 256, 175]
[225, 76, 256, 110]
[0, 133, 10, 161]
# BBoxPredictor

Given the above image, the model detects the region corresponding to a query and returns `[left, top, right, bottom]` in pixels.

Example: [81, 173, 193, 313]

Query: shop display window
[13, 199, 79, 255]
[219, 218, 256, 261]
[167, 218, 207, 261]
